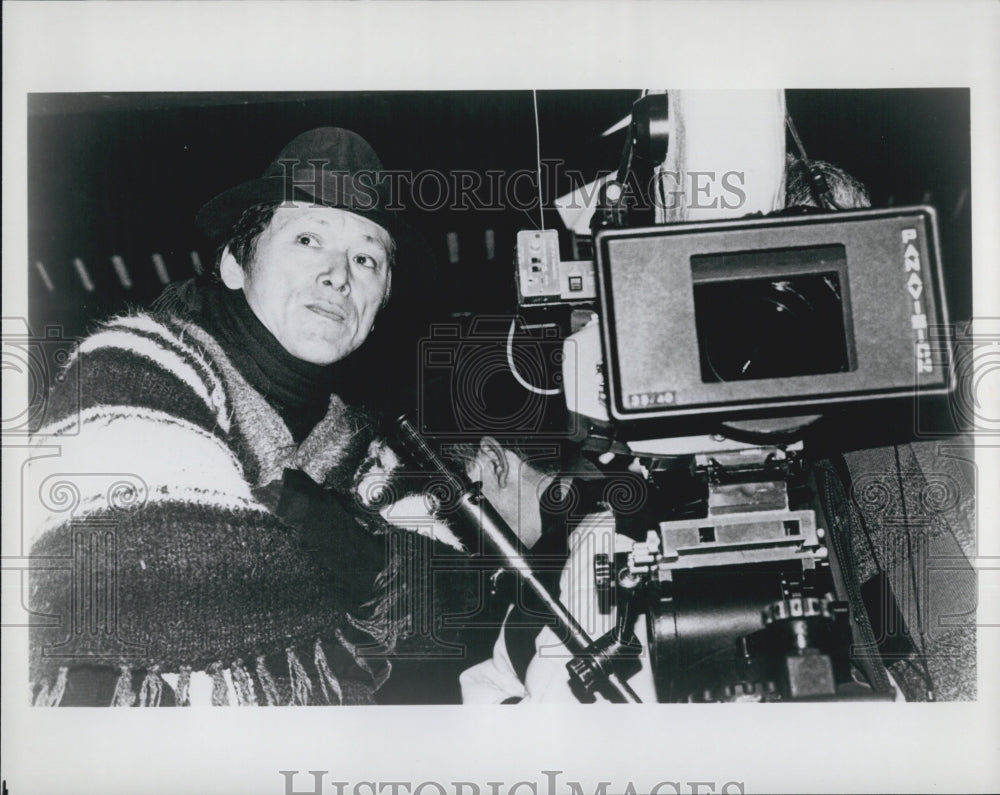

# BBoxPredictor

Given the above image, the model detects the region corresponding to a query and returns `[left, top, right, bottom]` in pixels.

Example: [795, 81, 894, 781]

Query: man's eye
[353, 254, 379, 269]
[297, 234, 319, 246]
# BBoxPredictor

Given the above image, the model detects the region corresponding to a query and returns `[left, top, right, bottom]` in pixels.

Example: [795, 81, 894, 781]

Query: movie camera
[505, 94, 954, 702]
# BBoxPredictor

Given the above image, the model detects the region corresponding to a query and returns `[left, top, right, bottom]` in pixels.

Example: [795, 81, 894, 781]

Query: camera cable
[506, 318, 561, 396]
[532, 89, 545, 231]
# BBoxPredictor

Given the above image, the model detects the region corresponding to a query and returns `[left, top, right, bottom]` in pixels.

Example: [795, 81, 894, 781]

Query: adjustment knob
[566, 656, 598, 693]
[761, 595, 832, 626]
[594, 553, 614, 614]
[594, 553, 612, 587]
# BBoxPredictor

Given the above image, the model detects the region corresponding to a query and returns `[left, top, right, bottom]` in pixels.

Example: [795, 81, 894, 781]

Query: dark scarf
[157, 279, 340, 443]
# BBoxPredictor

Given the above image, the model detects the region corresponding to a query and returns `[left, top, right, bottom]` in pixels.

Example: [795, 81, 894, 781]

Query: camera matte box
[595, 207, 952, 422]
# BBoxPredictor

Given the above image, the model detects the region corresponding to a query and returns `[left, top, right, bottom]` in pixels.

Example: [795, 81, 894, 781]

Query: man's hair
[785, 154, 871, 210]
[441, 437, 574, 477]
[219, 201, 281, 272]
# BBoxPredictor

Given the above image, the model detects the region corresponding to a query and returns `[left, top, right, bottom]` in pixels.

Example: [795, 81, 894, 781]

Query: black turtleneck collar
[163, 279, 341, 443]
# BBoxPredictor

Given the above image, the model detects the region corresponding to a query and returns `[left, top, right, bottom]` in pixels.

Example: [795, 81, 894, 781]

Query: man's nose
[318, 252, 351, 295]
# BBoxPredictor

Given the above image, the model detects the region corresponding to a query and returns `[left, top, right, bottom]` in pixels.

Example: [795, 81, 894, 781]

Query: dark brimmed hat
[196, 127, 406, 244]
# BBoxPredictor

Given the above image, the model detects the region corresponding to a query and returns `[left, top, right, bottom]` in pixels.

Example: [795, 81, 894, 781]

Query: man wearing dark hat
[27, 128, 417, 706]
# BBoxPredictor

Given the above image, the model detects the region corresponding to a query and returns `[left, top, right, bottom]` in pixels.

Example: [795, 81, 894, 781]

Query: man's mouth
[307, 303, 348, 322]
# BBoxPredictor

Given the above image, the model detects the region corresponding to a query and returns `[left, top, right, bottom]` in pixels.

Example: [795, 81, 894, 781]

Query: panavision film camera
[511, 204, 953, 702]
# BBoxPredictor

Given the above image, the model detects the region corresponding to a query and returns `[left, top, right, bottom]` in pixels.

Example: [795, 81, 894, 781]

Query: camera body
[593, 206, 951, 425]
[514, 206, 953, 702]
[515, 230, 597, 305]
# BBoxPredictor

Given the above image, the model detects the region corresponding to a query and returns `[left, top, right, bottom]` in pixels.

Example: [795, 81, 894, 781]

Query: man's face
[221, 203, 392, 365]
[473, 449, 560, 550]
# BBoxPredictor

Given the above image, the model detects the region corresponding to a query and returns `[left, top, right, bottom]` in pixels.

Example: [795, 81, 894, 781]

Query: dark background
[26, 89, 972, 401]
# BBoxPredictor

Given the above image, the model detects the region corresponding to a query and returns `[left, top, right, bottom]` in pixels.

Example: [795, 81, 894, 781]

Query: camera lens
[694, 272, 850, 383]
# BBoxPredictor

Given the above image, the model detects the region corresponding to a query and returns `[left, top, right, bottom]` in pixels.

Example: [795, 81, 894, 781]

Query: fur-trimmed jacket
[27, 308, 411, 706]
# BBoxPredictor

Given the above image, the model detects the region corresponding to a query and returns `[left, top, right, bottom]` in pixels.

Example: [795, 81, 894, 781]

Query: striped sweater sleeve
[29, 314, 249, 538]
[27, 313, 391, 685]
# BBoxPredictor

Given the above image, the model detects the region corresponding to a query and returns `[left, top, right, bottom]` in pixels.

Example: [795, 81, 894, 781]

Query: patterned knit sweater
[27, 310, 404, 706]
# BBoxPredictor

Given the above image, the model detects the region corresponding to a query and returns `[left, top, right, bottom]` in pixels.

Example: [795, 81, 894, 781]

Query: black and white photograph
[2, 2, 998, 794]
